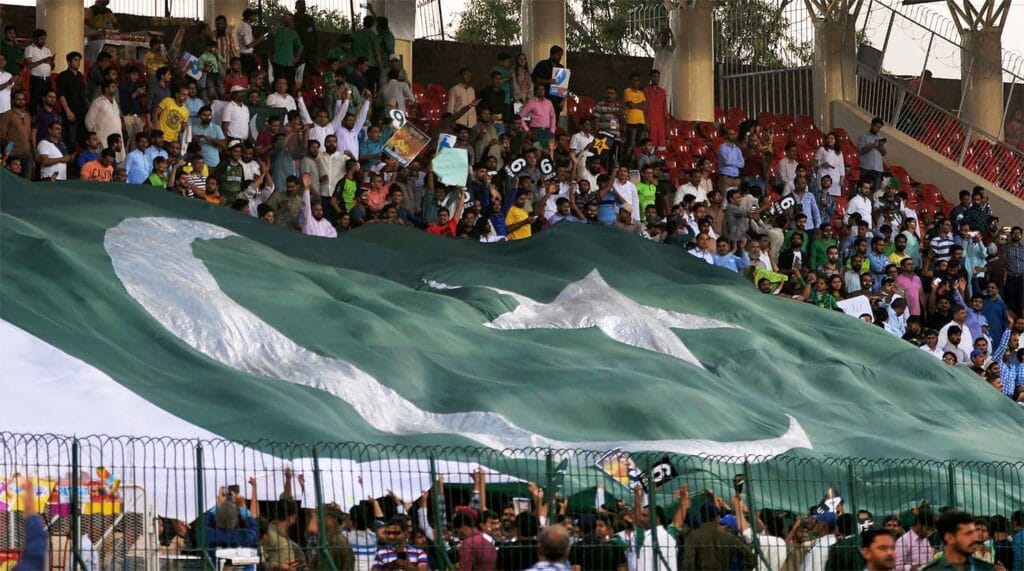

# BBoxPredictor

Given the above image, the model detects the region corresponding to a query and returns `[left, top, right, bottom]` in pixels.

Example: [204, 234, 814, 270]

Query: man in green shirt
[214, 141, 246, 202]
[326, 35, 357, 76]
[809, 223, 838, 270]
[271, 13, 303, 93]
[491, 52, 513, 106]
[351, 16, 379, 90]
[262, 499, 301, 571]
[637, 165, 658, 222]
[1, 25, 23, 76]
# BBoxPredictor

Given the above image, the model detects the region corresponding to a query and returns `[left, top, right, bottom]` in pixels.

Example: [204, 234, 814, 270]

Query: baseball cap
[970, 349, 985, 358]
[811, 512, 837, 526]
[720, 514, 738, 531]
[227, 140, 241, 149]
[230, 85, 247, 94]
[389, 54, 401, 61]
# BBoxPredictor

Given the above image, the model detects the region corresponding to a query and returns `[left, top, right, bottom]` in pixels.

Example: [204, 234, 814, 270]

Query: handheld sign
[389, 109, 407, 129]
[432, 147, 470, 187]
[540, 158, 556, 181]
[549, 68, 571, 98]
[638, 456, 678, 492]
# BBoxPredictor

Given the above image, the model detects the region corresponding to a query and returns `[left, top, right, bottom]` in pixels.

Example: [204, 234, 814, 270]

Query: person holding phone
[372, 518, 428, 571]
[856, 117, 887, 191]
[261, 499, 305, 571]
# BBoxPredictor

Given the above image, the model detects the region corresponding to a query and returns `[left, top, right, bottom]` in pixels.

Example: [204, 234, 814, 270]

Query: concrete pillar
[36, 0, 83, 74]
[521, 0, 566, 78]
[947, 0, 1009, 137]
[812, 17, 859, 131]
[373, 0, 416, 82]
[669, 0, 715, 122]
[205, 0, 248, 29]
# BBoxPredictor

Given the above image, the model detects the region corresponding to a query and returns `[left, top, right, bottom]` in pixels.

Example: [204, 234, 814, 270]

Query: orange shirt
[81, 160, 113, 182]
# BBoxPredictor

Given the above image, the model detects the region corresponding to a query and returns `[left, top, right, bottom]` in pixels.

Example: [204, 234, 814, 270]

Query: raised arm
[248, 477, 260, 519]
[673, 484, 690, 530]
[330, 95, 351, 131]
[300, 173, 315, 228]
[353, 99, 371, 133]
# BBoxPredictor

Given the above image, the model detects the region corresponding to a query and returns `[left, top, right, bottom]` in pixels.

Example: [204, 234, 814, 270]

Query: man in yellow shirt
[153, 85, 190, 143]
[622, 72, 647, 163]
[505, 189, 536, 240]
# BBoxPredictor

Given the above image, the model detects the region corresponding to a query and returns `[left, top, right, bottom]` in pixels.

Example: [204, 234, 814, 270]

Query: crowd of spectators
[143, 469, 1024, 571]
[0, 7, 1022, 398]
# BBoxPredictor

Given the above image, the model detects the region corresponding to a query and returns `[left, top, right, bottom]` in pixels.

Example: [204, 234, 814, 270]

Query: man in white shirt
[37, 122, 74, 180]
[84, 79, 122, 151]
[673, 168, 706, 205]
[265, 77, 297, 112]
[846, 179, 875, 229]
[613, 166, 640, 223]
[309, 98, 349, 149]
[919, 329, 945, 359]
[299, 173, 337, 238]
[774, 143, 800, 195]
[378, 69, 416, 114]
[335, 99, 370, 160]
[24, 29, 54, 113]
[222, 85, 252, 141]
[317, 134, 347, 208]
[236, 9, 263, 76]
[448, 68, 477, 128]
[569, 118, 595, 154]
[0, 54, 14, 114]
[800, 512, 838, 571]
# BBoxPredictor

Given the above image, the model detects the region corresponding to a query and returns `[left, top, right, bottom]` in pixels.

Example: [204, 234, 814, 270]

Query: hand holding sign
[432, 148, 470, 187]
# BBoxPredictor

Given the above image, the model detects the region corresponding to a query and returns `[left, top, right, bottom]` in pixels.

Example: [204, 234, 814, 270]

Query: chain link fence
[2, 432, 1023, 571]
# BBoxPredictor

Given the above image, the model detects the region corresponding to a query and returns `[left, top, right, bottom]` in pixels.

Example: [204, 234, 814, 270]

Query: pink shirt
[894, 527, 935, 571]
[520, 97, 557, 132]
[896, 273, 923, 316]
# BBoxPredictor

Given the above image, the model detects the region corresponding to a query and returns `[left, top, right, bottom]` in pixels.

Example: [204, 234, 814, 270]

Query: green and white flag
[2, 171, 1022, 516]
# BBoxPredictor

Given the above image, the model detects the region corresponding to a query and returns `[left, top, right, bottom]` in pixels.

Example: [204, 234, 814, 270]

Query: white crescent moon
[103, 217, 812, 459]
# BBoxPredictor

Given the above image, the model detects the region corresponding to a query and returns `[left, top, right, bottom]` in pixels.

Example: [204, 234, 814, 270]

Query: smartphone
[228, 484, 240, 495]
[878, 138, 888, 144]
[396, 552, 408, 561]
[733, 474, 745, 495]
[4, 142, 13, 154]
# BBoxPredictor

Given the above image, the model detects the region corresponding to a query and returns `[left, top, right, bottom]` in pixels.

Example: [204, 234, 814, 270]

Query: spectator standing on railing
[643, 70, 668, 148]
[856, 118, 887, 190]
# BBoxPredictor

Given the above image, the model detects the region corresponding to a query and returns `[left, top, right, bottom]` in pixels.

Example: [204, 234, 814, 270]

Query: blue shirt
[125, 149, 151, 184]
[192, 121, 225, 168]
[712, 251, 749, 272]
[13, 515, 47, 571]
[868, 251, 889, 284]
[716, 141, 744, 177]
[77, 150, 99, 170]
[793, 190, 821, 230]
[185, 96, 204, 117]
[144, 146, 169, 175]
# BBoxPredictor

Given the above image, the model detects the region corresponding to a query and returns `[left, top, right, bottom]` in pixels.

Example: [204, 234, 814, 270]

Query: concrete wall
[832, 100, 1024, 221]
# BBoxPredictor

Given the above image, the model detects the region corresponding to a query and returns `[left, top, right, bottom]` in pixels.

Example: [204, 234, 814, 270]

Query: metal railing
[857, 63, 1024, 198]
[2, 432, 1024, 571]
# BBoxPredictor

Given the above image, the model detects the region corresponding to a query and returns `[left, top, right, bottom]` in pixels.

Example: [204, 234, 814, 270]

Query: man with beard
[859, 530, 897, 571]
[299, 173, 337, 237]
[919, 512, 992, 571]
[213, 140, 246, 202]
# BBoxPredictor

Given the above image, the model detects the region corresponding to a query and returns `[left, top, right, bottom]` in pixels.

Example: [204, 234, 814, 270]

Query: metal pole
[195, 443, 214, 571]
[428, 457, 451, 571]
[545, 450, 556, 523]
[999, 81, 1016, 140]
[957, 126, 973, 165]
[311, 446, 339, 571]
[846, 461, 859, 534]
[350, 0, 357, 32]
[918, 33, 934, 97]
[743, 459, 772, 571]
[70, 438, 88, 571]
[437, 0, 446, 40]
[879, 10, 896, 70]
[646, 455, 660, 571]
[946, 463, 958, 509]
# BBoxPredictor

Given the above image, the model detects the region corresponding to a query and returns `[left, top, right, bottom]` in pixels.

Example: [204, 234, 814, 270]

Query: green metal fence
[1, 432, 1022, 571]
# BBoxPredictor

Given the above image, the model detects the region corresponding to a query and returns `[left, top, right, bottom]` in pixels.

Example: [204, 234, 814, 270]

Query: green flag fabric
[2, 171, 1023, 516]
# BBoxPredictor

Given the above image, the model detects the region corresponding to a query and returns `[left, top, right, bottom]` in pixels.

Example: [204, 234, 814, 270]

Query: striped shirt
[929, 234, 955, 261]
[372, 546, 428, 570]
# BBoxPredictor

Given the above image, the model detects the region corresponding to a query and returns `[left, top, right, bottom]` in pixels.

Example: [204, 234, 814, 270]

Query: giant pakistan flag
[2, 171, 1023, 517]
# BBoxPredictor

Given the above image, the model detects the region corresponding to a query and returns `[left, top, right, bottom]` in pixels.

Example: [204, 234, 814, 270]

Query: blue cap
[811, 512, 837, 526]
[720, 514, 738, 531]
[970, 349, 985, 358]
